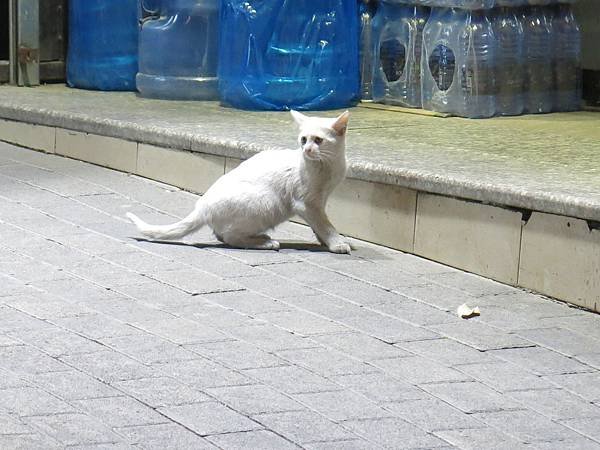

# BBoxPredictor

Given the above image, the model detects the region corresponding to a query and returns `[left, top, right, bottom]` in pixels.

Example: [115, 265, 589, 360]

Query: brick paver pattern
[1, 141, 600, 449]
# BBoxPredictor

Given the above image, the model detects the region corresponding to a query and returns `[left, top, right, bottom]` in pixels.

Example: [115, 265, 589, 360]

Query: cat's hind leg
[222, 233, 280, 251]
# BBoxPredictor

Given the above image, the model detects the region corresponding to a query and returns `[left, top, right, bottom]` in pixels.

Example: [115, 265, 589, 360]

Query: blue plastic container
[137, 0, 219, 100]
[218, 0, 360, 111]
[67, 0, 138, 91]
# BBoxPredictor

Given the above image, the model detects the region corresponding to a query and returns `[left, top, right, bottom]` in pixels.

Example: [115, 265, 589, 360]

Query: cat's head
[291, 110, 350, 162]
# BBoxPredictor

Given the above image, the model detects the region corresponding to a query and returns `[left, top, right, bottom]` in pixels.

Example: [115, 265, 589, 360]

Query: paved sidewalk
[1, 141, 600, 449]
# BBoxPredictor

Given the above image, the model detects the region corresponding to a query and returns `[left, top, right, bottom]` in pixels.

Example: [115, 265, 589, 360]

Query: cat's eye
[314, 137, 323, 145]
[300, 137, 307, 145]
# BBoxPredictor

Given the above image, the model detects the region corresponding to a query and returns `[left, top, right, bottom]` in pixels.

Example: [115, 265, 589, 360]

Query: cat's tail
[126, 204, 206, 241]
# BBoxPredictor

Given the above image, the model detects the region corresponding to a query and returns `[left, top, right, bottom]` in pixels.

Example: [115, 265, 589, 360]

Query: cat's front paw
[328, 242, 351, 254]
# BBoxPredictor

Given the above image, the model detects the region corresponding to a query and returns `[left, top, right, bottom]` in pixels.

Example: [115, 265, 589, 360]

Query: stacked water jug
[364, 0, 582, 117]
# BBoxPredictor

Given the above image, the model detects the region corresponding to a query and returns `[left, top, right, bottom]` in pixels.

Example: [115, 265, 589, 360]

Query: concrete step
[0, 84, 598, 312]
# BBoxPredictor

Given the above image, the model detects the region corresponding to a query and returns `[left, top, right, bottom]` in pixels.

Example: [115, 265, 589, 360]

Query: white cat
[126, 110, 352, 254]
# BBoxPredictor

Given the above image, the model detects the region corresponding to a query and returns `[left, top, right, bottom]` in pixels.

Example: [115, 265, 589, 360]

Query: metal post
[9, 0, 40, 86]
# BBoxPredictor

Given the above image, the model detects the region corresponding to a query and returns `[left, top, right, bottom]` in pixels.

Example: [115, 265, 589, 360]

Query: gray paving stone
[33, 277, 125, 303]
[158, 402, 262, 436]
[312, 332, 411, 361]
[374, 356, 473, 384]
[532, 438, 600, 450]
[73, 396, 168, 427]
[517, 327, 600, 357]
[253, 410, 357, 444]
[342, 417, 449, 449]
[207, 429, 300, 449]
[234, 274, 322, 299]
[242, 365, 341, 394]
[111, 281, 197, 308]
[0, 368, 30, 390]
[370, 296, 462, 327]
[434, 428, 529, 450]
[148, 268, 240, 295]
[201, 290, 291, 315]
[331, 372, 427, 403]
[0, 345, 71, 377]
[315, 278, 415, 307]
[5, 296, 95, 320]
[116, 422, 218, 449]
[454, 361, 554, 392]
[256, 310, 350, 336]
[277, 347, 375, 377]
[394, 283, 477, 312]
[50, 314, 140, 340]
[429, 321, 536, 351]
[0, 305, 54, 333]
[205, 384, 303, 415]
[170, 302, 260, 328]
[133, 317, 228, 345]
[8, 326, 106, 357]
[26, 413, 121, 447]
[34, 370, 119, 401]
[424, 271, 519, 297]
[337, 311, 439, 343]
[113, 376, 211, 407]
[101, 333, 198, 364]
[546, 372, 600, 402]
[0, 433, 62, 449]
[0, 413, 33, 434]
[0, 387, 75, 416]
[421, 381, 523, 414]
[508, 388, 600, 420]
[397, 338, 496, 366]
[292, 390, 390, 421]
[227, 324, 316, 351]
[561, 416, 600, 442]
[153, 358, 253, 390]
[576, 353, 600, 370]
[187, 340, 286, 370]
[473, 409, 586, 443]
[82, 298, 176, 326]
[265, 262, 352, 287]
[383, 397, 485, 432]
[175, 250, 265, 279]
[489, 346, 594, 376]
[60, 350, 158, 383]
[278, 293, 366, 320]
[302, 439, 375, 450]
[213, 247, 302, 267]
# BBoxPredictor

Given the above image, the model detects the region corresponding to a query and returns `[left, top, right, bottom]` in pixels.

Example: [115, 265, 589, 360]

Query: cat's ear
[290, 110, 307, 127]
[331, 111, 350, 136]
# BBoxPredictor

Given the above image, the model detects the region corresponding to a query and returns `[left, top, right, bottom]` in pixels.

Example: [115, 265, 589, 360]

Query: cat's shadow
[131, 237, 331, 253]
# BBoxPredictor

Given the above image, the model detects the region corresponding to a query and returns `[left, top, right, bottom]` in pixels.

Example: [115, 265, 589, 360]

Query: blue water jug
[218, 0, 360, 111]
[552, 3, 581, 111]
[67, 0, 138, 91]
[137, 0, 219, 100]
[372, 2, 430, 108]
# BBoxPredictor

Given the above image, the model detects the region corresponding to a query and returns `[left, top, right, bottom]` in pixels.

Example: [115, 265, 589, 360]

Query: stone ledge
[0, 85, 599, 223]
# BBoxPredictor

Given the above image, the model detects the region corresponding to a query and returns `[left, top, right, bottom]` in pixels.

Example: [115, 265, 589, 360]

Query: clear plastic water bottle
[359, 0, 377, 100]
[219, 0, 360, 110]
[137, 0, 219, 100]
[422, 8, 460, 114]
[458, 10, 496, 118]
[456, 0, 496, 10]
[67, 0, 138, 91]
[492, 7, 524, 115]
[423, 8, 496, 118]
[521, 6, 553, 113]
[551, 3, 581, 111]
[372, 2, 430, 108]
